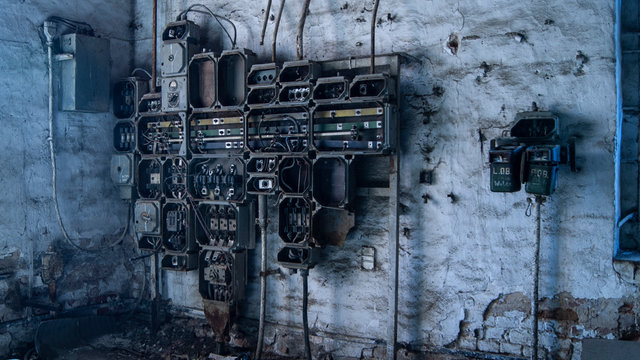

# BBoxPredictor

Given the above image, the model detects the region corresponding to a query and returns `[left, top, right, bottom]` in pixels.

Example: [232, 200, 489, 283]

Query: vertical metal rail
[387, 56, 401, 360]
[387, 153, 400, 360]
[151, 0, 157, 93]
[613, 0, 623, 258]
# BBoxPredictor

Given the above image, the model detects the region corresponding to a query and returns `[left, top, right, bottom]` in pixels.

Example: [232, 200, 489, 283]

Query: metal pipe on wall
[260, 0, 272, 45]
[151, 0, 157, 93]
[370, 0, 380, 74]
[296, 0, 311, 60]
[272, 0, 285, 63]
[256, 194, 268, 360]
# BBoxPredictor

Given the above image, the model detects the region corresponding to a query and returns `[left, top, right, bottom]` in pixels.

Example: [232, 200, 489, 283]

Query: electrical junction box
[58, 33, 110, 112]
[489, 144, 525, 192]
[525, 145, 561, 196]
[111, 154, 135, 199]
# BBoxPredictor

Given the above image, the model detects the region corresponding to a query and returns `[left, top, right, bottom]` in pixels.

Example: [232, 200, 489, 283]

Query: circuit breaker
[113, 77, 148, 119]
[525, 145, 561, 196]
[488, 111, 575, 196]
[489, 144, 525, 192]
[161, 20, 200, 113]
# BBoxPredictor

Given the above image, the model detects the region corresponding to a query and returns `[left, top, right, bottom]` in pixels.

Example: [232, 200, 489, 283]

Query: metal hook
[525, 197, 533, 217]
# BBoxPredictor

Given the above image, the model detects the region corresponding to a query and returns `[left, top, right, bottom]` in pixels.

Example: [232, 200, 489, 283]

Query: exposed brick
[484, 326, 505, 340]
[500, 342, 522, 356]
[507, 329, 530, 345]
[457, 336, 477, 350]
[477, 339, 500, 353]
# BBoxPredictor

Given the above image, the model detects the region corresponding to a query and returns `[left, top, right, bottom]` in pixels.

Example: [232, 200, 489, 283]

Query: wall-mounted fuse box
[525, 145, 561, 196]
[193, 202, 255, 250]
[188, 157, 246, 202]
[488, 143, 525, 192]
[113, 77, 148, 119]
[58, 33, 110, 112]
[111, 153, 135, 200]
[488, 111, 575, 195]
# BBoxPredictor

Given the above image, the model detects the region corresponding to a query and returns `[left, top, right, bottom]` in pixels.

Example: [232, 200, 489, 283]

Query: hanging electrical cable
[370, 0, 380, 74]
[43, 20, 131, 253]
[272, 0, 286, 63]
[178, 4, 237, 49]
[529, 196, 545, 360]
[131, 67, 152, 79]
[296, 0, 311, 60]
[302, 269, 312, 360]
[260, 0, 272, 46]
[255, 195, 268, 360]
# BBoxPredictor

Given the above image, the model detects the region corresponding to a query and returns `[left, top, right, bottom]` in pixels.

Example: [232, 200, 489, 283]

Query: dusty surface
[0, 0, 639, 359]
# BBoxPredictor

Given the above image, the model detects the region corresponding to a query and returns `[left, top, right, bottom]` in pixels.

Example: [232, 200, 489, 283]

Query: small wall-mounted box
[58, 33, 110, 112]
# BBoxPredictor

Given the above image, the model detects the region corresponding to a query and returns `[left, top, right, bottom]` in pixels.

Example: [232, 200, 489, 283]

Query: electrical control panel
[112, 17, 401, 342]
[113, 121, 136, 152]
[160, 21, 200, 77]
[247, 156, 278, 195]
[137, 158, 162, 199]
[193, 202, 255, 250]
[161, 76, 188, 112]
[137, 113, 186, 155]
[163, 157, 187, 199]
[246, 106, 309, 153]
[162, 201, 195, 252]
[313, 76, 349, 104]
[188, 157, 245, 202]
[189, 111, 245, 154]
[312, 102, 396, 154]
[199, 250, 246, 302]
[161, 20, 200, 114]
[278, 196, 312, 246]
[113, 77, 148, 119]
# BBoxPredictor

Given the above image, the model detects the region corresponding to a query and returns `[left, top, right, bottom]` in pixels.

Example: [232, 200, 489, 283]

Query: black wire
[302, 270, 312, 360]
[179, 4, 237, 48]
[47, 16, 94, 35]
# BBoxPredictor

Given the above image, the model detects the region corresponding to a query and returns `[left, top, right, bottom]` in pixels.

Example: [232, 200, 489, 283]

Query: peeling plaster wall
[0, 1, 137, 356]
[128, 0, 639, 359]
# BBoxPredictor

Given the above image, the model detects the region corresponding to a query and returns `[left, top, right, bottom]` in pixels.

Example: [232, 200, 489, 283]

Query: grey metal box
[59, 33, 110, 112]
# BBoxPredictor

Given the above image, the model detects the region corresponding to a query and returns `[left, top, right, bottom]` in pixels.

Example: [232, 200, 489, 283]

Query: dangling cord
[302, 269, 312, 360]
[531, 195, 544, 360]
